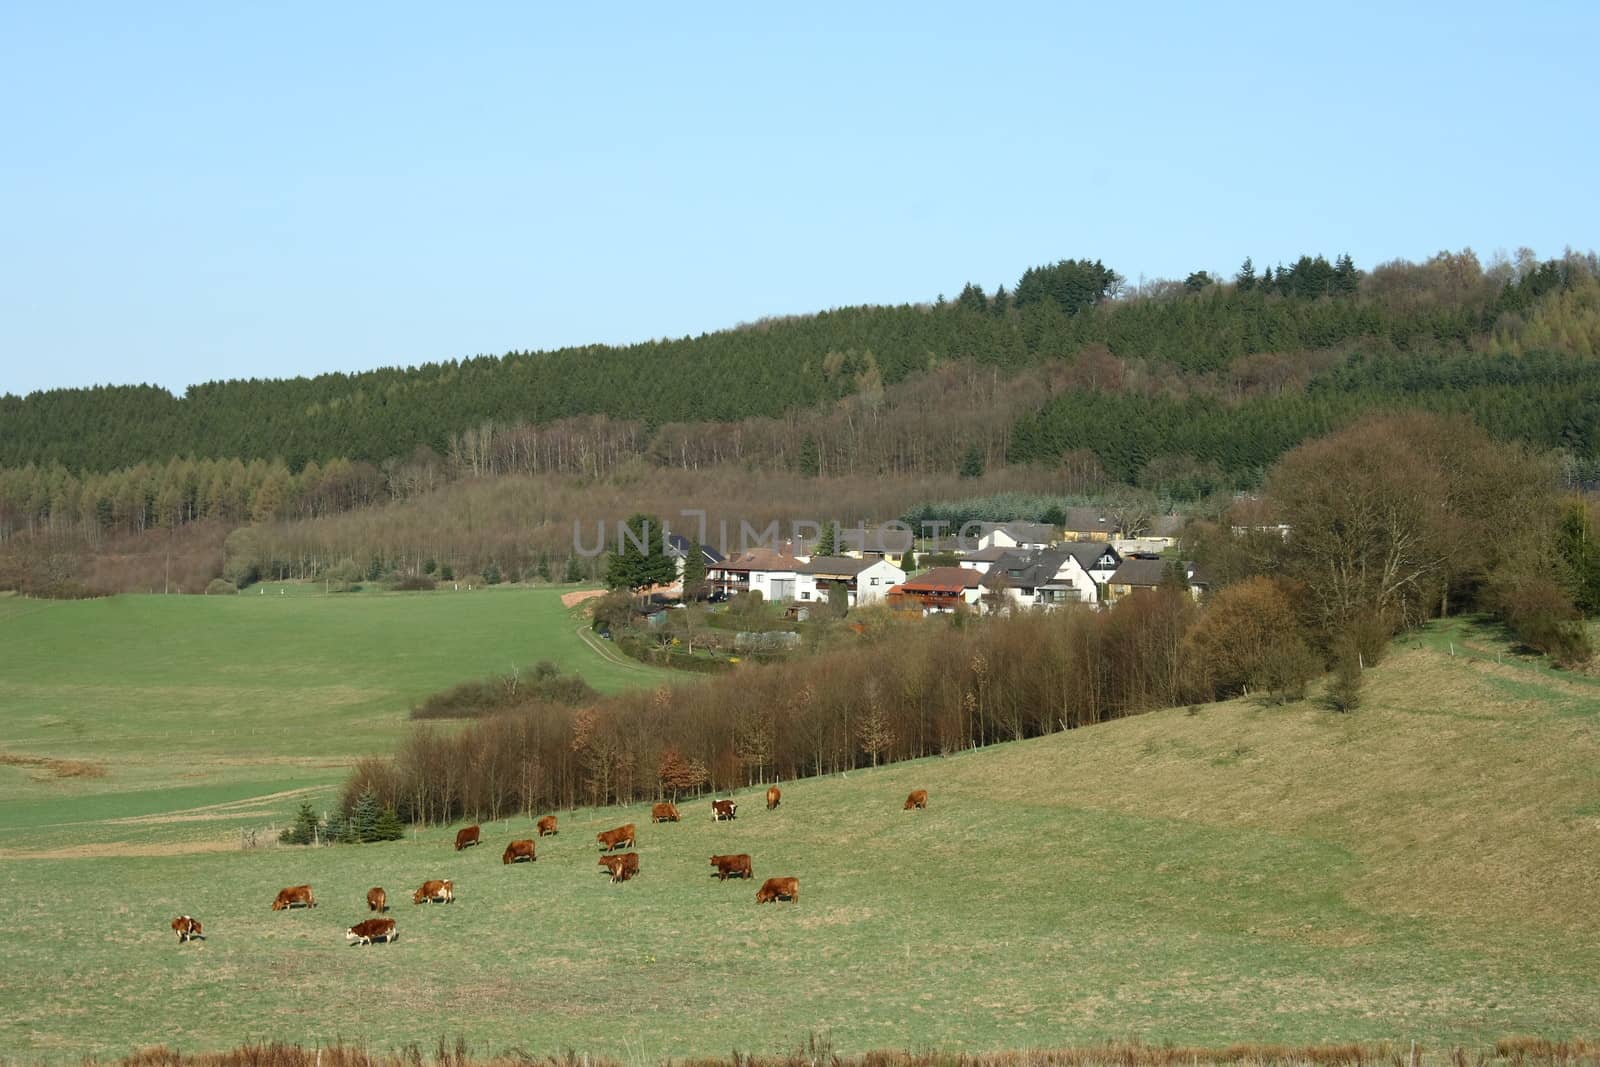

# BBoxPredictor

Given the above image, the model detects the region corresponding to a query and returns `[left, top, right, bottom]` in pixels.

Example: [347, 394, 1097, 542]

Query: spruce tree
[564, 556, 584, 583]
[536, 554, 552, 582]
[1236, 257, 1256, 291]
[280, 801, 323, 845]
[814, 522, 837, 557]
[352, 789, 382, 843]
[484, 560, 502, 585]
[900, 547, 917, 573]
[683, 542, 708, 586]
[373, 806, 406, 842]
[797, 435, 821, 477]
[960, 444, 986, 478]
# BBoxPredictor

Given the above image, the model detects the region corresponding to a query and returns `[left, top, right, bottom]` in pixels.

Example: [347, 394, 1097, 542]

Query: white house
[1058, 542, 1122, 604]
[708, 548, 807, 602]
[977, 549, 1097, 612]
[796, 556, 906, 606]
[975, 521, 1058, 552]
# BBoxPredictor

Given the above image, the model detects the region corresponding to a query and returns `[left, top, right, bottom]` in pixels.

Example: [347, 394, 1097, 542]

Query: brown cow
[709, 853, 753, 881]
[596, 823, 636, 851]
[366, 887, 388, 913]
[412, 879, 454, 905]
[904, 789, 928, 811]
[536, 814, 558, 837]
[651, 801, 680, 823]
[171, 915, 204, 942]
[502, 839, 536, 864]
[599, 852, 640, 883]
[346, 917, 398, 945]
[711, 799, 737, 821]
[454, 825, 481, 851]
[270, 885, 316, 910]
[766, 785, 781, 810]
[755, 876, 799, 904]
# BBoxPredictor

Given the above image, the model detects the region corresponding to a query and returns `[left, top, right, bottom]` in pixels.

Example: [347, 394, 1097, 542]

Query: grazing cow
[502, 839, 537, 864]
[755, 876, 799, 904]
[711, 799, 737, 821]
[346, 917, 398, 945]
[536, 815, 558, 837]
[596, 823, 636, 851]
[270, 885, 316, 911]
[766, 785, 781, 811]
[599, 852, 640, 883]
[171, 915, 204, 943]
[454, 825, 481, 851]
[412, 879, 455, 905]
[651, 802, 680, 823]
[366, 887, 388, 913]
[709, 853, 754, 881]
[904, 789, 928, 811]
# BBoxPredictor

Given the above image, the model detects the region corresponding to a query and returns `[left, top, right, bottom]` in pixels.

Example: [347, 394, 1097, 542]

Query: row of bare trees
[343, 590, 1213, 824]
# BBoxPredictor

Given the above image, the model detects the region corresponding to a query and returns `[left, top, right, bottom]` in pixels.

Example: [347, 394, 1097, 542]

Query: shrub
[1325, 637, 1364, 712]
[205, 578, 237, 596]
[389, 574, 437, 592]
[1486, 569, 1594, 667]
[279, 802, 324, 846]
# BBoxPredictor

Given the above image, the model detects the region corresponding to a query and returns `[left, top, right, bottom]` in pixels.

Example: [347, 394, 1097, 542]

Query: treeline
[8, 249, 1586, 475]
[343, 411, 1592, 824]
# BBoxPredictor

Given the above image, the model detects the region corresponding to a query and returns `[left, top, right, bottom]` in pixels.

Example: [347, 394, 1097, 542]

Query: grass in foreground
[0, 621, 1597, 1060]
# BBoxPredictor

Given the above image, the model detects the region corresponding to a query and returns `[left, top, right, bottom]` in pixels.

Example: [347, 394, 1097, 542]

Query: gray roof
[981, 549, 1073, 591]
[1061, 508, 1117, 535]
[979, 521, 1058, 545]
[1108, 557, 1184, 588]
[799, 555, 873, 577]
[666, 533, 725, 564]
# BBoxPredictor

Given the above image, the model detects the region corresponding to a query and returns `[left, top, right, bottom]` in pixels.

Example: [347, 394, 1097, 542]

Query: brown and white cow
[270, 885, 316, 910]
[709, 854, 753, 881]
[596, 823, 636, 851]
[651, 802, 680, 823]
[454, 824, 481, 851]
[171, 915, 204, 942]
[366, 887, 388, 913]
[755, 876, 799, 904]
[536, 814, 558, 837]
[711, 799, 737, 821]
[903, 789, 928, 811]
[599, 852, 640, 883]
[766, 785, 781, 810]
[502, 839, 536, 864]
[412, 879, 454, 905]
[346, 917, 398, 945]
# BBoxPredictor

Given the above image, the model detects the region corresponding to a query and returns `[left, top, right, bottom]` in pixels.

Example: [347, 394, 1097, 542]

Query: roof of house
[980, 549, 1075, 591]
[1059, 541, 1120, 571]
[959, 544, 1013, 563]
[1108, 557, 1184, 588]
[835, 526, 915, 555]
[978, 521, 1058, 545]
[799, 555, 873, 578]
[713, 548, 805, 574]
[899, 566, 984, 594]
[1061, 507, 1117, 535]
[665, 532, 725, 564]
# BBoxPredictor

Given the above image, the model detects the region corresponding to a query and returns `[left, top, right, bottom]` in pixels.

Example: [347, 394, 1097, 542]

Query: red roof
[899, 566, 982, 594]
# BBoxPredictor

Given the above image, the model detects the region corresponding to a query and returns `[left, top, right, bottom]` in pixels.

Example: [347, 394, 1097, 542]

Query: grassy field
[0, 598, 1598, 1061]
[0, 586, 663, 852]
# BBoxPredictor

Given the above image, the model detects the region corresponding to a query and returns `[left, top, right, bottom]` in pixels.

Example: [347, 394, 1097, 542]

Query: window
[870, 577, 879, 586]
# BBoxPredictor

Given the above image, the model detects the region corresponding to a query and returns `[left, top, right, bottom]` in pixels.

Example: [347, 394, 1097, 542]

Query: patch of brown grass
[0, 750, 107, 779]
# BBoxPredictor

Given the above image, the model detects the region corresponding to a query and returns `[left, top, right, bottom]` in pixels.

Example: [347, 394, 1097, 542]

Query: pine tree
[280, 801, 323, 845]
[1236, 257, 1256, 291]
[683, 542, 708, 586]
[990, 284, 1011, 316]
[797, 434, 821, 477]
[605, 513, 676, 591]
[324, 808, 354, 845]
[536, 554, 552, 582]
[373, 806, 406, 842]
[814, 522, 837, 557]
[564, 556, 584, 583]
[484, 560, 502, 585]
[960, 444, 986, 478]
[352, 789, 382, 843]
[900, 547, 916, 573]
[956, 282, 988, 313]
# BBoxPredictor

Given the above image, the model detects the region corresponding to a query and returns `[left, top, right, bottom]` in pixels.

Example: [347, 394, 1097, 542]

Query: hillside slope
[0, 622, 1596, 1059]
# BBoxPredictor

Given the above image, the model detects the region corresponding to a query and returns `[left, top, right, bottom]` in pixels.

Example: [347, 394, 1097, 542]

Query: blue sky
[2, 2, 1596, 396]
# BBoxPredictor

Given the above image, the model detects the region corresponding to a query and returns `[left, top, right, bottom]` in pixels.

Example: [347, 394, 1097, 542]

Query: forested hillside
[5, 249, 1600, 594]
[5, 251, 1591, 475]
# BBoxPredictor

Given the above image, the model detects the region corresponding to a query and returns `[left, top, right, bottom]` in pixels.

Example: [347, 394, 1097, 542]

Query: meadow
[0, 594, 1598, 1062]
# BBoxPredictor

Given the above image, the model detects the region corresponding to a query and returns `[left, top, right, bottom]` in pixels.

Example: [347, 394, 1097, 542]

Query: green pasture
[1, 595, 1598, 1061]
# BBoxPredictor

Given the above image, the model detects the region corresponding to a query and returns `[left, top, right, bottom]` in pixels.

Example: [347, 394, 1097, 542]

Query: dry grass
[47, 1039, 1600, 1067]
[0, 750, 107, 779]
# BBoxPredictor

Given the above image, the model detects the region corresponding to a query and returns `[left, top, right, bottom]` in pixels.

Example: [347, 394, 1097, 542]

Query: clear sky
[2, 1, 1596, 397]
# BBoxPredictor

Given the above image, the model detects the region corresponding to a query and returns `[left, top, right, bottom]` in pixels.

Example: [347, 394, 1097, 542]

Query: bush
[1325, 638, 1363, 712]
[279, 801, 324, 846]
[205, 578, 237, 596]
[483, 561, 502, 585]
[1486, 570, 1594, 667]
[389, 574, 438, 592]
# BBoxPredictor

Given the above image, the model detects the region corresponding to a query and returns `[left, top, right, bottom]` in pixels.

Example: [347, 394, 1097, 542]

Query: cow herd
[169, 787, 927, 947]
